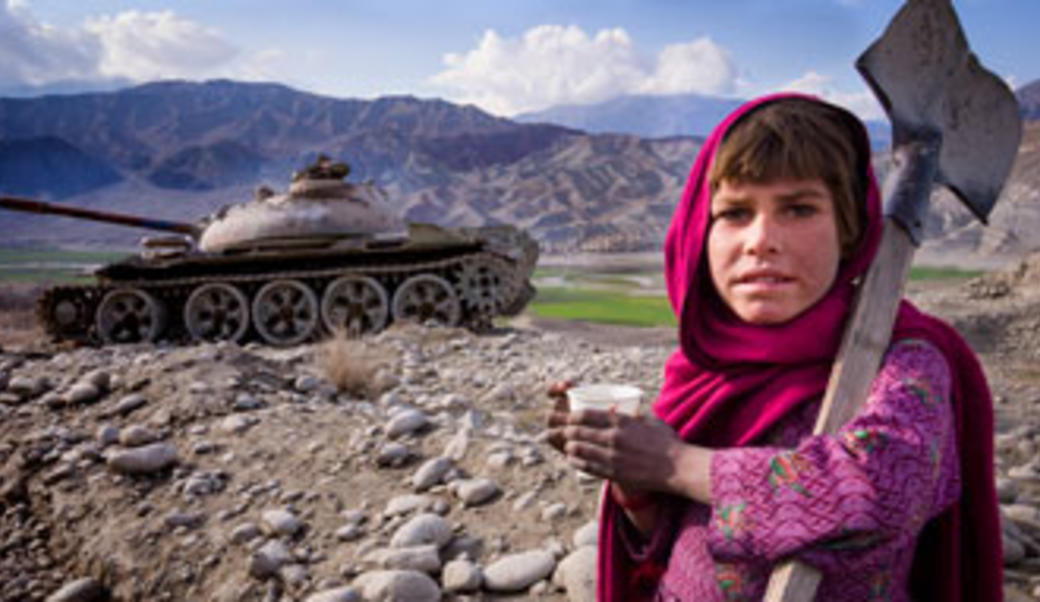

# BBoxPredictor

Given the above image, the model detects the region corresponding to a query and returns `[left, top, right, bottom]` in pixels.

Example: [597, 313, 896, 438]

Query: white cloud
[429, 25, 739, 116]
[0, 1, 100, 86]
[0, 2, 237, 91]
[638, 38, 736, 96]
[84, 10, 236, 81]
[779, 70, 886, 121]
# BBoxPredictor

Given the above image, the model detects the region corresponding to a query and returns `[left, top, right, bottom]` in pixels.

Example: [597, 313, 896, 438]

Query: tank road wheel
[391, 274, 461, 327]
[455, 257, 517, 316]
[37, 286, 96, 343]
[251, 279, 320, 346]
[320, 275, 389, 336]
[96, 288, 167, 344]
[183, 283, 250, 343]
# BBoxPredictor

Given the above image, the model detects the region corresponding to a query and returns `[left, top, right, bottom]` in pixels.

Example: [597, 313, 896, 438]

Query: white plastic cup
[566, 384, 643, 416]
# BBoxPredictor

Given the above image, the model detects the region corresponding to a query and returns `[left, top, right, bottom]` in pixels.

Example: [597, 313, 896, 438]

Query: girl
[547, 95, 1001, 601]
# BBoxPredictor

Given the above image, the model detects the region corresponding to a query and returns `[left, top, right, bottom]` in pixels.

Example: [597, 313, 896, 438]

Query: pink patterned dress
[621, 339, 960, 601]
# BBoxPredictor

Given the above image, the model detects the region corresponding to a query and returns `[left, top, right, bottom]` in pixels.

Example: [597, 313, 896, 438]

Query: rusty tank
[0, 156, 539, 346]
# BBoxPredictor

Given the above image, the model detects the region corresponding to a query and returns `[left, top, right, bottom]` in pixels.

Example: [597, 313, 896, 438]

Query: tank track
[34, 250, 526, 345]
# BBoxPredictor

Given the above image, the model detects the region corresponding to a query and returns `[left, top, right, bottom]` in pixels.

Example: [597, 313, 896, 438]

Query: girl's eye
[714, 207, 751, 222]
[787, 204, 817, 217]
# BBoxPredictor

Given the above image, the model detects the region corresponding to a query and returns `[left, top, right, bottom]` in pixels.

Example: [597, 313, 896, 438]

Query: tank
[0, 156, 539, 346]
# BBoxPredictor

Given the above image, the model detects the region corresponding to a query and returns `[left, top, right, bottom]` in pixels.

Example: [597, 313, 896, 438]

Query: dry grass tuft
[0, 283, 46, 349]
[315, 328, 394, 399]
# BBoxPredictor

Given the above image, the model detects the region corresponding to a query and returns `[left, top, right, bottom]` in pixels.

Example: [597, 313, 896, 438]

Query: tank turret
[0, 156, 539, 346]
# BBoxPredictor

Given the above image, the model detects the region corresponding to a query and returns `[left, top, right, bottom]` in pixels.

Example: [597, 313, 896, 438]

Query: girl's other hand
[545, 380, 574, 453]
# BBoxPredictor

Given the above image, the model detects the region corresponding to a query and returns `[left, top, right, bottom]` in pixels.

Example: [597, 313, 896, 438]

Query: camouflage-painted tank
[0, 156, 538, 346]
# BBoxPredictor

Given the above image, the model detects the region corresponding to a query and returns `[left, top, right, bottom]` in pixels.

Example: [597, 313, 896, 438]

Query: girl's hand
[552, 408, 713, 503]
[545, 380, 574, 454]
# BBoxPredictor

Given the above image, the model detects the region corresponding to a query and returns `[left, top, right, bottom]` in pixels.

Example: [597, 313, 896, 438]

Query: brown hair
[708, 98, 868, 258]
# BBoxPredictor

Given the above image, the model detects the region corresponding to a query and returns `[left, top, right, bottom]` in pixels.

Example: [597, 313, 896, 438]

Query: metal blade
[856, 0, 1021, 224]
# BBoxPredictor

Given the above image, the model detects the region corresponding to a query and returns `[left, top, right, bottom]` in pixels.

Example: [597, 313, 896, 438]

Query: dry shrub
[315, 328, 393, 399]
[0, 283, 46, 349]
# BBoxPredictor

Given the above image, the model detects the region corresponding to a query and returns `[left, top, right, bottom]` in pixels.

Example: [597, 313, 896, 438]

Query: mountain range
[0, 79, 1037, 259]
[515, 93, 894, 151]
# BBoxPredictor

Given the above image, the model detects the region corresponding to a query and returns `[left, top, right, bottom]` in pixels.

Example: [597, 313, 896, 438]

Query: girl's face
[707, 177, 841, 325]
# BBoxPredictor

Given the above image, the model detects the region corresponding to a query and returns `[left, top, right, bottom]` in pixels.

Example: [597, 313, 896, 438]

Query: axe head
[856, 0, 1022, 224]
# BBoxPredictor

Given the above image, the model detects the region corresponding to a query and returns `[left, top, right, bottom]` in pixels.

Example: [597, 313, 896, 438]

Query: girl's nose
[745, 214, 781, 255]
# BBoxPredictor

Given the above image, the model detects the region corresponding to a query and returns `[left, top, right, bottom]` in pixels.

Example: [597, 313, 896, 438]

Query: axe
[763, 0, 1021, 600]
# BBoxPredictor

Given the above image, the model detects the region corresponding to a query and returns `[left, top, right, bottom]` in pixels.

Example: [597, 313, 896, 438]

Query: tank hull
[36, 223, 538, 346]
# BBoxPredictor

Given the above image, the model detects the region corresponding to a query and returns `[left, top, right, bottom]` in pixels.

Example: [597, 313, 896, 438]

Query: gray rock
[390, 513, 453, 549]
[304, 587, 361, 602]
[1008, 463, 1040, 484]
[441, 559, 482, 593]
[8, 375, 42, 399]
[376, 442, 411, 467]
[295, 374, 323, 392]
[512, 491, 537, 512]
[261, 508, 303, 537]
[541, 502, 567, 522]
[279, 563, 309, 588]
[572, 521, 599, 548]
[366, 545, 442, 573]
[250, 539, 293, 579]
[411, 457, 452, 492]
[387, 409, 430, 438]
[1004, 504, 1040, 534]
[336, 523, 364, 542]
[553, 546, 597, 601]
[230, 522, 262, 545]
[41, 392, 64, 409]
[455, 478, 499, 506]
[165, 510, 206, 529]
[997, 477, 1020, 504]
[44, 577, 103, 602]
[106, 442, 178, 475]
[119, 424, 159, 447]
[96, 425, 119, 447]
[82, 369, 110, 391]
[352, 570, 441, 602]
[483, 549, 556, 592]
[112, 394, 147, 416]
[233, 393, 263, 411]
[481, 383, 515, 403]
[341, 509, 367, 525]
[1005, 531, 1027, 566]
[66, 382, 101, 404]
[442, 429, 470, 461]
[385, 494, 433, 517]
[220, 414, 258, 434]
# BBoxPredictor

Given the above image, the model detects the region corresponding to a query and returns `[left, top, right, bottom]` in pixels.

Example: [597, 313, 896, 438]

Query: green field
[907, 265, 985, 281]
[528, 261, 987, 328]
[529, 286, 677, 327]
[0, 247, 130, 283]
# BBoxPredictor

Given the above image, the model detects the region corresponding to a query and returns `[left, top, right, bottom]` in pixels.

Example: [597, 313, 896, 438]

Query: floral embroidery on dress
[716, 502, 748, 541]
[820, 527, 885, 551]
[768, 451, 813, 497]
[929, 439, 942, 480]
[842, 428, 888, 457]
[868, 569, 892, 600]
[715, 563, 747, 601]
[903, 376, 939, 407]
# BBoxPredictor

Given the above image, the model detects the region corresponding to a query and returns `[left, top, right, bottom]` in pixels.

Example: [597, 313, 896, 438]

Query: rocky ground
[1, 253, 1040, 602]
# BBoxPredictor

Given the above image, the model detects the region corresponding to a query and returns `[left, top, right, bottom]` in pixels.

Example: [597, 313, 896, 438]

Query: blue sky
[3, 0, 1037, 120]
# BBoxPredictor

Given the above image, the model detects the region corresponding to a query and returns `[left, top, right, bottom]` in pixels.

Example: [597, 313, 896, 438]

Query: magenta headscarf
[597, 94, 1002, 601]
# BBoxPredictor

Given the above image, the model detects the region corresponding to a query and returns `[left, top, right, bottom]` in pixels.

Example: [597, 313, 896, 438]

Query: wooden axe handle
[763, 218, 916, 601]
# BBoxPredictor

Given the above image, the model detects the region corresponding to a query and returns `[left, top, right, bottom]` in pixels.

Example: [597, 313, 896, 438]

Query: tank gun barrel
[0, 195, 198, 236]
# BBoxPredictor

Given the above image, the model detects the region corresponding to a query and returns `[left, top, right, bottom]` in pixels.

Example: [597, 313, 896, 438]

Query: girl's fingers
[564, 440, 615, 478]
